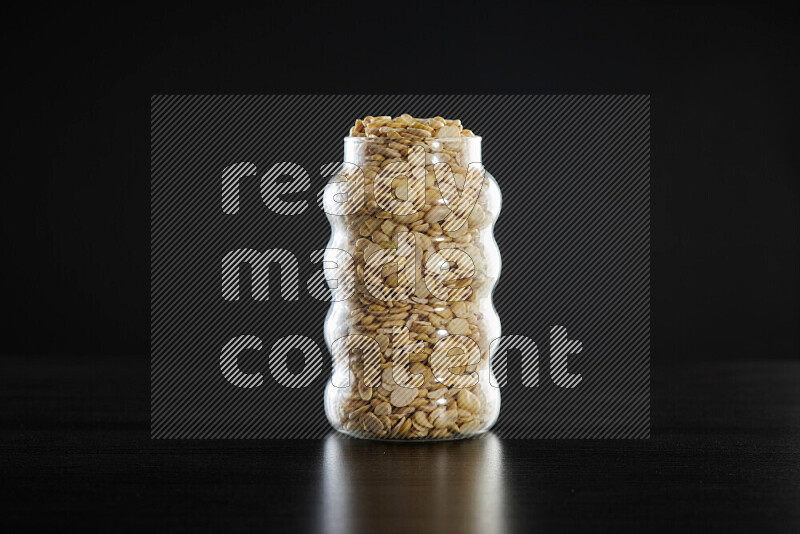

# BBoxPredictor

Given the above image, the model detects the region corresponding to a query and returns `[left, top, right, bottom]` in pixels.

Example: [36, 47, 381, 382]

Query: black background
[3, 1, 797, 361]
[2, 1, 798, 532]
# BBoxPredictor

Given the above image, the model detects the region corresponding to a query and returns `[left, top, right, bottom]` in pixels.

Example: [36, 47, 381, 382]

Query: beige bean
[390, 387, 419, 407]
[447, 318, 470, 335]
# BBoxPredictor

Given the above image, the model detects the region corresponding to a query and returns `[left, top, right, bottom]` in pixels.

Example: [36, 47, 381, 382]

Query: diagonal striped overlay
[151, 95, 650, 439]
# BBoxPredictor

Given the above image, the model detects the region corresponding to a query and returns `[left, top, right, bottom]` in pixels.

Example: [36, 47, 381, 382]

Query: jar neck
[343, 137, 482, 167]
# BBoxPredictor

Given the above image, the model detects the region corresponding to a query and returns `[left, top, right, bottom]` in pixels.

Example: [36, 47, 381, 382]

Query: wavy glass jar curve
[323, 135, 501, 440]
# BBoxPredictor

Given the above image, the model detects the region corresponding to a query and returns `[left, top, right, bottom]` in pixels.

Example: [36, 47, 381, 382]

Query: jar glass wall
[323, 134, 501, 440]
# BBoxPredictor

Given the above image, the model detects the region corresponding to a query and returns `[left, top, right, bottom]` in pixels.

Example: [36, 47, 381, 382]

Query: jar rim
[343, 136, 482, 142]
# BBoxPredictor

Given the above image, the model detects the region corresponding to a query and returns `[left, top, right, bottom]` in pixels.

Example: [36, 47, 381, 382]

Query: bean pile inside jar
[330, 114, 499, 440]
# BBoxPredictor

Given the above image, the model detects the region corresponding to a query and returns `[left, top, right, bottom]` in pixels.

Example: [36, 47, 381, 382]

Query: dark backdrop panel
[2, 2, 797, 360]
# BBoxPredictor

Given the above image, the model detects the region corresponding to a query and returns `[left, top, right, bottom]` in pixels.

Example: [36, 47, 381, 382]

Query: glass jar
[323, 133, 501, 440]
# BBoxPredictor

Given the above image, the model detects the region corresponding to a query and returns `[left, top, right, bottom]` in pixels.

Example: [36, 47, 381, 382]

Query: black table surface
[1, 357, 798, 533]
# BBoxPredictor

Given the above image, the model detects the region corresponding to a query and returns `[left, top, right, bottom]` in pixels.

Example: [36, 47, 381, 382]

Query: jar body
[323, 136, 501, 440]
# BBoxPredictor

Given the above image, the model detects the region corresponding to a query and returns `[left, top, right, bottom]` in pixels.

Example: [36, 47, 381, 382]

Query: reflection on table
[319, 433, 510, 534]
